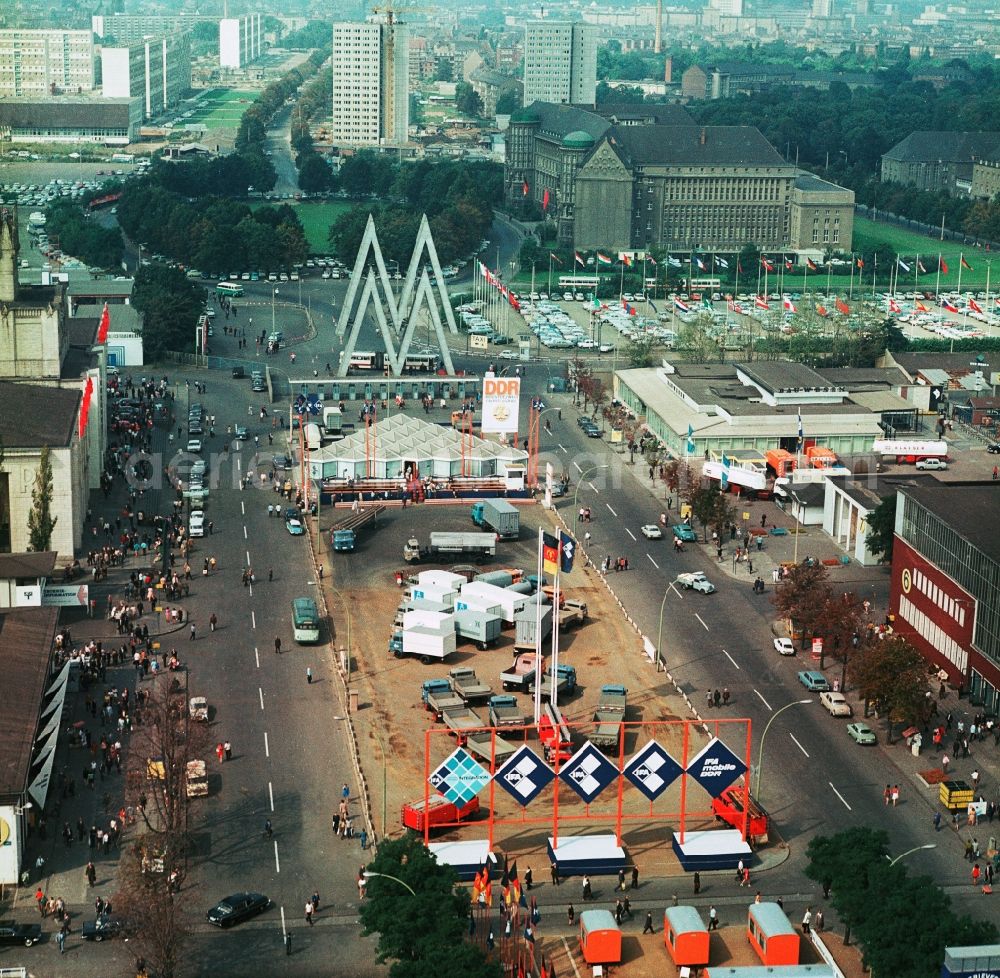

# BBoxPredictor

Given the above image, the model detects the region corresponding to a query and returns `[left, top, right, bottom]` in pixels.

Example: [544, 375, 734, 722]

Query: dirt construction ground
[323, 501, 750, 877]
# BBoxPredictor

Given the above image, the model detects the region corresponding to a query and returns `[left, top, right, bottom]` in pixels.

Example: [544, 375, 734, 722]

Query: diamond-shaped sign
[623, 739, 683, 801]
[428, 748, 492, 806]
[494, 746, 554, 807]
[558, 742, 619, 804]
[685, 737, 747, 798]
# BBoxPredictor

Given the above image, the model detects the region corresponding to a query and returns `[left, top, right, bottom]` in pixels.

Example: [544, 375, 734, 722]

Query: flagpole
[914, 253, 919, 298]
[849, 253, 855, 300]
[802, 259, 807, 298]
[935, 252, 942, 301]
[826, 259, 832, 300]
[756, 257, 762, 300]
[533, 527, 543, 726]
[872, 251, 877, 299]
[957, 253, 964, 329]
[550, 561, 561, 707]
[532, 261, 537, 299]
[547, 254, 552, 295]
[619, 259, 624, 300]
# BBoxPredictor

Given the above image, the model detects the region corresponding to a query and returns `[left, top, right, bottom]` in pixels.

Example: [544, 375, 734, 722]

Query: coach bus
[345, 351, 385, 372]
[391, 352, 440, 375]
[292, 597, 321, 644]
[558, 275, 599, 289]
[216, 282, 245, 298]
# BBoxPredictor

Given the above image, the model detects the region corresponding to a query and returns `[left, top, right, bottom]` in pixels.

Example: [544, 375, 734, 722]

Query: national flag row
[477, 261, 521, 313]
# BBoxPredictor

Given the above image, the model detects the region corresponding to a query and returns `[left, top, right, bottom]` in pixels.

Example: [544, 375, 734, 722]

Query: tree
[434, 59, 454, 82]
[678, 315, 724, 362]
[623, 334, 655, 367]
[865, 494, 897, 561]
[689, 486, 723, 541]
[455, 82, 483, 117]
[849, 635, 928, 740]
[27, 446, 57, 552]
[359, 835, 500, 978]
[495, 90, 521, 115]
[131, 265, 206, 360]
[770, 562, 832, 647]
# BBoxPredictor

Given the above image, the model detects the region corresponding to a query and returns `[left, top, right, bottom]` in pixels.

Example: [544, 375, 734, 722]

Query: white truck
[389, 626, 457, 664]
[404, 532, 497, 563]
[676, 572, 717, 594]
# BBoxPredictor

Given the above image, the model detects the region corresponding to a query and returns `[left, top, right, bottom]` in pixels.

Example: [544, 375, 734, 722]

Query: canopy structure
[308, 414, 528, 482]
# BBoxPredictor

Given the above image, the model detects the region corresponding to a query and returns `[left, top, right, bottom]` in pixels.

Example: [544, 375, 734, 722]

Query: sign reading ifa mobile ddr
[684, 737, 747, 797]
[481, 375, 521, 435]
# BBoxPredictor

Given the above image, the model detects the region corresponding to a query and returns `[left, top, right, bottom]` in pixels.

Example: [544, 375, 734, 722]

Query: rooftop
[611, 125, 788, 168]
[739, 361, 840, 395]
[9, 284, 58, 309]
[0, 382, 80, 448]
[881, 130, 1000, 165]
[0, 607, 60, 799]
[902, 481, 1000, 566]
[0, 551, 57, 580]
[66, 279, 134, 297]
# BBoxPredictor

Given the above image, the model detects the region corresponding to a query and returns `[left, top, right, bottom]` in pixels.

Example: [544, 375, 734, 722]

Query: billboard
[42, 584, 89, 607]
[481, 375, 521, 434]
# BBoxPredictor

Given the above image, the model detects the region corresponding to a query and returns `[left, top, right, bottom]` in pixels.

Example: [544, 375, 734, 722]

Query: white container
[402, 627, 457, 659]
[417, 570, 466, 590]
[460, 581, 528, 622]
[403, 610, 455, 632]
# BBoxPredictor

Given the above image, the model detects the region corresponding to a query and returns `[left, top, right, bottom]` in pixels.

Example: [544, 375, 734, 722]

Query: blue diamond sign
[685, 737, 746, 797]
[494, 746, 554, 807]
[558, 742, 619, 804]
[623, 739, 683, 801]
[428, 748, 492, 806]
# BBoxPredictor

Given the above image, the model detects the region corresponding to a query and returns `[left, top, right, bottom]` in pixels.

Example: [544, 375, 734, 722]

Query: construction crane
[371, 1, 430, 23]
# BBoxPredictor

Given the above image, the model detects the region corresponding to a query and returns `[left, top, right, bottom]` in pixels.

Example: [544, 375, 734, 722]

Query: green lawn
[251, 200, 355, 253]
[853, 215, 994, 289]
[185, 89, 259, 127]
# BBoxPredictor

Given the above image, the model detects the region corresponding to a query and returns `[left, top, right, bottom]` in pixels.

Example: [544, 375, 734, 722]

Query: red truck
[711, 784, 769, 844]
[401, 793, 480, 832]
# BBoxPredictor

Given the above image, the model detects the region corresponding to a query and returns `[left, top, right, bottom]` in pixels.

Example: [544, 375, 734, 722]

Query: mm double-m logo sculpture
[335, 213, 459, 378]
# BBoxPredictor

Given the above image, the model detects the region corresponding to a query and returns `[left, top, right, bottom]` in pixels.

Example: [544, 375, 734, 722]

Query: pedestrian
[274, 636, 282, 654]
[642, 911, 654, 934]
[934, 811, 942, 832]
[892, 784, 900, 806]
[693, 871, 701, 894]
[722, 687, 730, 705]
[524, 866, 533, 890]
[618, 867, 626, 891]
[714, 688, 721, 707]
[86, 861, 97, 887]
[815, 909, 825, 932]
[582, 875, 592, 901]
[216, 742, 225, 763]
[972, 769, 980, 789]
[342, 783, 350, 801]
[224, 741, 232, 761]
[284, 932, 292, 956]
[883, 784, 891, 806]
[802, 907, 812, 934]
[708, 905, 718, 930]
[550, 862, 560, 886]
[189, 623, 196, 640]
[319, 564, 324, 580]
[942, 754, 950, 774]
[57, 927, 66, 954]
[567, 903, 575, 925]
[332, 812, 340, 835]
[706, 689, 713, 709]
[209, 613, 217, 632]
[973, 863, 982, 886]
[305, 901, 314, 925]
[307, 666, 313, 684]
[357, 873, 367, 900]
[311, 890, 320, 912]
[631, 866, 639, 889]
[822, 876, 832, 899]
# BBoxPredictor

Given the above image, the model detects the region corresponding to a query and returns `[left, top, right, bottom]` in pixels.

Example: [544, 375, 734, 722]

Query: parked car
[82, 915, 125, 941]
[232, 366, 245, 378]
[798, 670, 831, 692]
[286, 515, 305, 536]
[820, 691, 852, 717]
[773, 638, 796, 656]
[915, 457, 948, 470]
[847, 721, 877, 745]
[272, 454, 292, 470]
[672, 524, 698, 543]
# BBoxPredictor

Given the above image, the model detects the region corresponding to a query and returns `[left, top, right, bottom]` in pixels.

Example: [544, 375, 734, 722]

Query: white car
[640, 524, 663, 539]
[773, 637, 796, 656]
[915, 457, 948, 470]
[819, 691, 852, 717]
[498, 350, 519, 360]
[186, 439, 203, 454]
[188, 510, 205, 538]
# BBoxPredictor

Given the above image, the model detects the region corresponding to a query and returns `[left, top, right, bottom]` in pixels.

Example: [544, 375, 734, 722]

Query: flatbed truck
[449, 667, 493, 703]
[421, 678, 464, 719]
[404, 532, 498, 564]
[441, 703, 484, 744]
[401, 794, 480, 832]
[330, 504, 385, 552]
[488, 694, 526, 728]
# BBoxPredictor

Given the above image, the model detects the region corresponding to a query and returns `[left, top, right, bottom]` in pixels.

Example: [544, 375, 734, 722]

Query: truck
[598, 684, 628, 716]
[538, 701, 574, 764]
[711, 784, 769, 844]
[872, 438, 948, 465]
[514, 604, 553, 651]
[466, 729, 518, 764]
[404, 532, 497, 564]
[470, 499, 520, 540]
[448, 667, 493, 703]
[322, 405, 343, 440]
[401, 793, 481, 832]
[421, 678, 464, 719]
[441, 703, 485, 744]
[389, 627, 457, 664]
[560, 598, 588, 628]
[474, 568, 523, 589]
[488, 694, 526, 728]
[460, 580, 529, 622]
[454, 609, 502, 649]
[304, 422, 322, 452]
[500, 653, 577, 697]
[676, 572, 717, 594]
[330, 504, 385, 552]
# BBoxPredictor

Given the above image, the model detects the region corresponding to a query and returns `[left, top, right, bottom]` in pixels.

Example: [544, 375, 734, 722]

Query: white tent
[308, 414, 528, 481]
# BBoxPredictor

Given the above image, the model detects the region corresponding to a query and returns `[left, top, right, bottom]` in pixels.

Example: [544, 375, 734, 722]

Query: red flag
[542, 188, 550, 212]
[836, 297, 850, 315]
[806, 258, 817, 271]
[915, 300, 929, 312]
[97, 302, 110, 344]
[939, 257, 949, 274]
[888, 298, 901, 313]
[501, 859, 511, 907]
[621, 253, 632, 267]
[856, 257, 864, 269]
[79, 377, 94, 439]
[509, 860, 524, 907]
[783, 297, 796, 313]
[522, 180, 529, 197]
[969, 297, 983, 313]
[647, 254, 657, 265]
[755, 295, 770, 310]
[737, 260, 743, 274]
[471, 864, 483, 904]
[481, 860, 492, 907]
[815, 304, 828, 316]
[941, 298, 958, 313]
[760, 256, 774, 272]
[961, 256, 972, 271]
[540, 957, 549, 978]
[784, 258, 793, 271]
[549, 252, 562, 265]
[574, 251, 585, 267]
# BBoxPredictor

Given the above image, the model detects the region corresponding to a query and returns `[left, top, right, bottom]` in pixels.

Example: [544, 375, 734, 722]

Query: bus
[292, 598, 320, 643]
[558, 275, 599, 289]
[216, 282, 245, 298]
[391, 352, 440, 375]
[304, 422, 322, 452]
[345, 351, 385, 372]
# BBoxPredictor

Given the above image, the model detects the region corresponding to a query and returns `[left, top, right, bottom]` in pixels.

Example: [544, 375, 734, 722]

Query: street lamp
[887, 843, 936, 867]
[363, 871, 416, 895]
[572, 463, 609, 525]
[753, 699, 813, 804]
[272, 288, 279, 334]
[655, 586, 672, 673]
